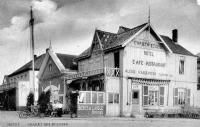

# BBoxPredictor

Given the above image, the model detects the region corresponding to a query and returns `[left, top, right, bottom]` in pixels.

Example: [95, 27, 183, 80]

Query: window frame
[78, 91, 105, 105]
[173, 88, 191, 106]
[108, 92, 120, 104]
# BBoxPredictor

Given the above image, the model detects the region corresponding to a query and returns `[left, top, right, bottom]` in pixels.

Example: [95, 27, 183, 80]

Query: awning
[131, 78, 170, 86]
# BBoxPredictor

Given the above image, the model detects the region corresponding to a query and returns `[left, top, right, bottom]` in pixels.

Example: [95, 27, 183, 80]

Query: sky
[0, 0, 200, 83]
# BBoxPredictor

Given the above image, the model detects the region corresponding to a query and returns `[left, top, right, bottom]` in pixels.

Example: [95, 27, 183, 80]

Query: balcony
[104, 67, 120, 77]
[66, 67, 120, 80]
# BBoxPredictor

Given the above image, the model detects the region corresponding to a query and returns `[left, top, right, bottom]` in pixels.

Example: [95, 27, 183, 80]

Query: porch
[63, 67, 120, 117]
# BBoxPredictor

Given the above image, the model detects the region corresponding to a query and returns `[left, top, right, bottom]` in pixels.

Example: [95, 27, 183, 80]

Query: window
[143, 86, 165, 106]
[198, 77, 200, 90]
[149, 91, 158, 106]
[108, 93, 113, 103]
[174, 88, 190, 105]
[132, 91, 139, 104]
[108, 93, 119, 104]
[86, 92, 91, 103]
[114, 51, 120, 68]
[143, 86, 149, 106]
[79, 92, 86, 103]
[98, 93, 104, 104]
[78, 91, 105, 104]
[49, 63, 52, 71]
[179, 57, 185, 74]
[159, 87, 165, 106]
[92, 92, 97, 103]
[114, 94, 119, 103]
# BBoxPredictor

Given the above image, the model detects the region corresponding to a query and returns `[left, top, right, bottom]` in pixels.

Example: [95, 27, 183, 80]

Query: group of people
[44, 89, 79, 118]
[46, 101, 63, 117]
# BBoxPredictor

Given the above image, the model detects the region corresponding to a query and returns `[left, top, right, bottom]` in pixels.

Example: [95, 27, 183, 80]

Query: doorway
[131, 90, 140, 116]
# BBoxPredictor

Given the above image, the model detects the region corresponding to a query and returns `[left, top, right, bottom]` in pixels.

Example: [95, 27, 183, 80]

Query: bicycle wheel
[19, 111, 28, 119]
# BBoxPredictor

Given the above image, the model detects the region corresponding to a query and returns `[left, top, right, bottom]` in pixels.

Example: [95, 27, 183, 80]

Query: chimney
[172, 29, 178, 43]
[34, 55, 37, 59]
[46, 48, 49, 52]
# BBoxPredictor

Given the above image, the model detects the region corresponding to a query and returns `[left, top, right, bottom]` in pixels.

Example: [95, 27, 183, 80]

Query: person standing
[69, 90, 79, 118]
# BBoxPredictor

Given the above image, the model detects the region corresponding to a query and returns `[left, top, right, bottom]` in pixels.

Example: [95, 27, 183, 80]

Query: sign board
[66, 69, 103, 80]
[78, 104, 106, 116]
[124, 39, 173, 80]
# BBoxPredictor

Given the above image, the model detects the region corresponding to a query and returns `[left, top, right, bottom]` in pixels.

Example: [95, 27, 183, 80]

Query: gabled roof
[37, 48, 77, 80]
[77, 23, 147, 60]
[8, 54, 46, 77]
[160, 35, 194, 56]
[56, 53, 77, 70]
[77, 23, 195, 60]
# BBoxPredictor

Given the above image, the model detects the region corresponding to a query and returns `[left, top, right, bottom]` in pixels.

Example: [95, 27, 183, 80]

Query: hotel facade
[62, 23, 198, 117]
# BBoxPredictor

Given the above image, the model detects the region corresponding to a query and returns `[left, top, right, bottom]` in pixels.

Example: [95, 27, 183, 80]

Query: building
[197, 54, 200, 90]
[37, 47, 77, 110]
[64, 23, 198, 117]
[197, 54, 200, 104]
[0, 54, 45, 110]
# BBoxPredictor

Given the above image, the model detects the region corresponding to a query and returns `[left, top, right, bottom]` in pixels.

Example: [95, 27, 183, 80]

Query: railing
[104, 67, 120, 77]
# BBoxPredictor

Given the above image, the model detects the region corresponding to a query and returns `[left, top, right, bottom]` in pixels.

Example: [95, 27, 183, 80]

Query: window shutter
[143, 86, 149, 106]
[187, 89, 191, 105]
[173, 88, 178, 105]
[159, 87, 164, 106]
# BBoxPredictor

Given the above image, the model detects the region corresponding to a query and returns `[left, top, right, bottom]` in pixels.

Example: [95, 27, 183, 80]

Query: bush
[38, 90, 51, 113]
[26, 92, 34, 107]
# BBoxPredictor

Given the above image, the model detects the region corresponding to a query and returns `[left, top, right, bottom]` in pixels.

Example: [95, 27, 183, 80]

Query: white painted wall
[105, 77, 120, 116]
[120, 29, 198, 116]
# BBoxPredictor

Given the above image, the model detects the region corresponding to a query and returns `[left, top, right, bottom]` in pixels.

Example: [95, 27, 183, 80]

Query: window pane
[114, 94, 119, 103]
[143, 86, 148, 95]
[174, 97, 178, 105]
[160, 87, 164, 95]
[174, 88, 178, 96]
[133, 92, 139, 99]
[160, 96, 164, 106]
[187, 98, 190, 105]
[79, 92, 86, 103]
[92, 92, 97, 103]
[187, 89, 191, 96]
[86, 92, 91, 103]
[143, 96, 148, 106]
[98, 93, 104, 104]
[179, 59, 184, 74]
[108, 93, 113, 103]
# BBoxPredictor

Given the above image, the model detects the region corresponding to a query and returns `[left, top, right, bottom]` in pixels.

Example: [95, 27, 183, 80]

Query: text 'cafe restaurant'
[64, 23, 198, 117]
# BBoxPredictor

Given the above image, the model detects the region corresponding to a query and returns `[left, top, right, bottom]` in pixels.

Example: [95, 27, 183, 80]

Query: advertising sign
[78, 104, 106, 116]
[124, 39, 173, 80]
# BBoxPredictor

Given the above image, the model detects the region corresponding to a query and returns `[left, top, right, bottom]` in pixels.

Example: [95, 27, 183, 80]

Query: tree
[26, 92, 34, 107]
[38, 90, 51, 113]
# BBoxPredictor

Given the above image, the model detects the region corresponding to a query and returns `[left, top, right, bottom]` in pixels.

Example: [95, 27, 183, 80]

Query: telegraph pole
[29, 6, 36, 104]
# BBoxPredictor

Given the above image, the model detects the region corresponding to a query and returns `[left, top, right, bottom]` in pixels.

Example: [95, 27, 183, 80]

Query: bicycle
[19, 106, 43, 118]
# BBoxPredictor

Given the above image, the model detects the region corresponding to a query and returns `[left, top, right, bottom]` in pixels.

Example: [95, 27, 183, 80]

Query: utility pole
[148, 0, 151, 40]
[29, 6, 36, 104]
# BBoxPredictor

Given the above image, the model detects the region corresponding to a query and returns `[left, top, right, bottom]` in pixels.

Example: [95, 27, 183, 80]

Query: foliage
[26, 92, 34, 107]
[38, 90, 51, 113]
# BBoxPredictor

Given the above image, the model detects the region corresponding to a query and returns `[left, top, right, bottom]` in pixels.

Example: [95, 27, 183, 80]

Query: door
[131, 90, 140, 116]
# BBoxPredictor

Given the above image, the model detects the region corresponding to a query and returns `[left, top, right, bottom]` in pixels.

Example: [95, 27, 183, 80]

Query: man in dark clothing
[69, 90, 79, 118]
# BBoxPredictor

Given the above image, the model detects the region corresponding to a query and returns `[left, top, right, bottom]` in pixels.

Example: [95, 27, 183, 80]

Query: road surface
[0, 111, 200, 127]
